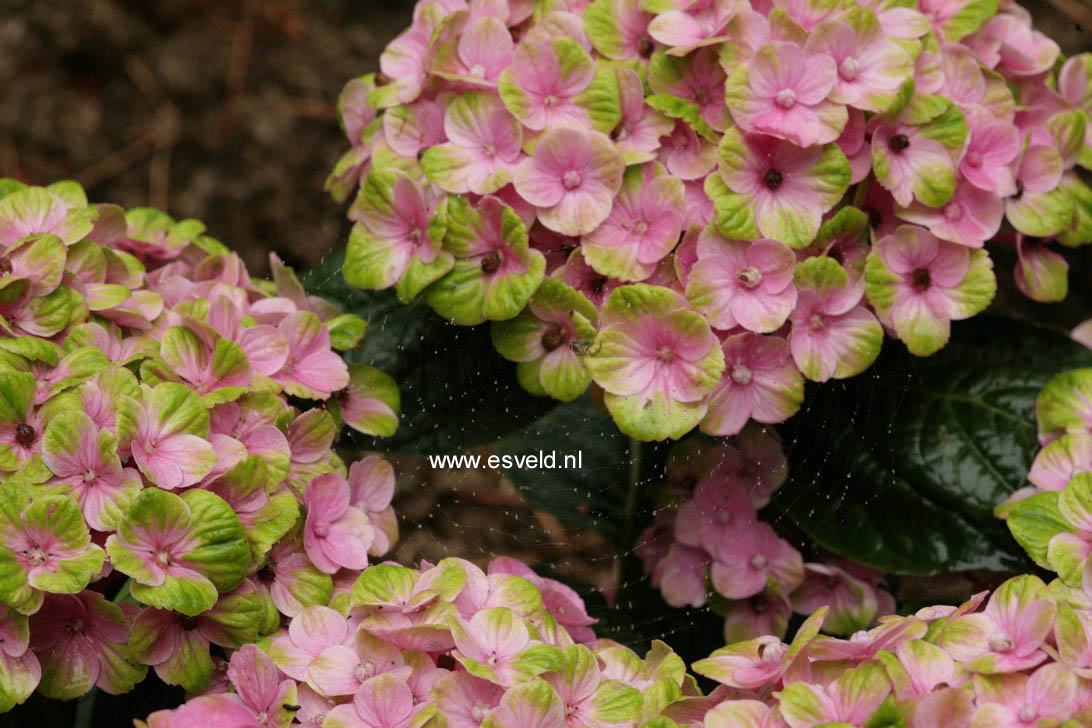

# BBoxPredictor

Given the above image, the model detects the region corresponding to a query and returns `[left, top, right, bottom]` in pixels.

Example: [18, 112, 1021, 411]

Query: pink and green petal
[116, 383, 216, 490]
[427, 196, 545, 325]
[334, 364, 400, 438]
[106, 488, 249, 616]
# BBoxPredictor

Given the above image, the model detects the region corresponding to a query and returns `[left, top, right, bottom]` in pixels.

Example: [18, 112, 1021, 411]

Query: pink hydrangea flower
[716, 129, 851, 249]
[223, 645, 298, 726]
[270, 605, 353, 682]
[513, 127, 625, 236]
[968, 8, 1060, 77]
[657, 120, 717, 181]
[610, 67, 674, 165]
[896, 180, 1004, 248]
[805, 9, 915, 113]
[789, 257, 882, 382]
[686, 227, 797, 332]
[937, 575, 1056, 673]
[40, 411, 142, 532]
[674, 479, 757, 553]
[273, 311, 351, 400]
[958, 113, 1020, 197]
[347, 455, 398, 557]
[709, 522, 804, 600]
[29, 590, 143, 698]
[421, 93, 523, 196]
[725, 42, 847, 147]
[449, 607, 532, 686]
[303, 473, 374, 575]
[652, 545, 710, 608]
[497, 38, 598, 131]
[970, 663, 1079, 727]
[865, 225, 996, 356]
[647, 0, 741, 53]
[582, 163, 685, 282]
[701, 333, 804, 437]
[584, 285, 725, 441]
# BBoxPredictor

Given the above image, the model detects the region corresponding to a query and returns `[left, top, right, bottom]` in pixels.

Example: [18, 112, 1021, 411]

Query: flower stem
[74, 688, 98, 728]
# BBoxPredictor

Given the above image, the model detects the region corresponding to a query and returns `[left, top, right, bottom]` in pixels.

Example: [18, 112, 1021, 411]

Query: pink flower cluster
[635, 427, 895, 643]
[331, 0, 1092, 441]
[0, 181, 405, 709]
[138, 557, 609, 728]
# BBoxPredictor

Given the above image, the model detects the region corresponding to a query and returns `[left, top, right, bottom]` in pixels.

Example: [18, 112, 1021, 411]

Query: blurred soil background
[0, 0, 1089, 619]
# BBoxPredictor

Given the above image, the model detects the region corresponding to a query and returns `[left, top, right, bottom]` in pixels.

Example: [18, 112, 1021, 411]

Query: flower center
[354, 661, 376, 682]
[964, 151, 982, 168]
[471, 704, 490, 722]
[0, 258, 11, 276]
[480, 251, 502, 274]
[631, 220, 648, 236]
[562, 170, 582, 190]
[611, 126, 630, 142]
[483, 143, 497, 158]
[15, 423, 35, 448]
[760, 641, 786, 661]
[312, 520, 331, 538]
[637, 37, 655, 58]
[541, 323, 566, 352]
[1018, 706, 1037, 723]
[180, 616, 200, 631]
[988, 632, 1014, 652]
[731, 364, 753, 386]
[26, 546, 47, 566]
[888, 134, 911, 152]
[63, 619, 85, 637]
[258, 560, 277, 582]
[774, 88, 797, 109]
[544, 95, 559, 108]
[943, 202, 964, 222]
[589, 277, 607, 294]
[839, 57, 860, 80]
[714, 509, 732, 525]
[469, 64, 486, 78]
[762, 169, 783, 191]
[737, 266, 762, 289]
[656, 346, 677, 363]
[83, 468, 97, 483]
[692, 87, 709, 106]
[155, 550, 171, 567]
[911, 267, 932, 291]
[408, 229, 423, 246]
[809, 314, 825, 331]
[750, 595, 768, 613]
[749, 553, 768, 570]
[256, 711, 268, 725]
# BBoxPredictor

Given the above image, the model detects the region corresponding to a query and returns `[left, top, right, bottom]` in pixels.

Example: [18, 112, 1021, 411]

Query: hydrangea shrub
[330, 0, 1092, 442]
[1, 0, 1091, 722]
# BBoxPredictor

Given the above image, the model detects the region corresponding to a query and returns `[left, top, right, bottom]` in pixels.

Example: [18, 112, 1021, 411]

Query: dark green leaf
[492, 396, 632, 543]
[774, 315, 1092, 575]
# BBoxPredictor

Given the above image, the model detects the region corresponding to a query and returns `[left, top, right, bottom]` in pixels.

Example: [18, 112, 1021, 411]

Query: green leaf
[773, 315, 1092, 575]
